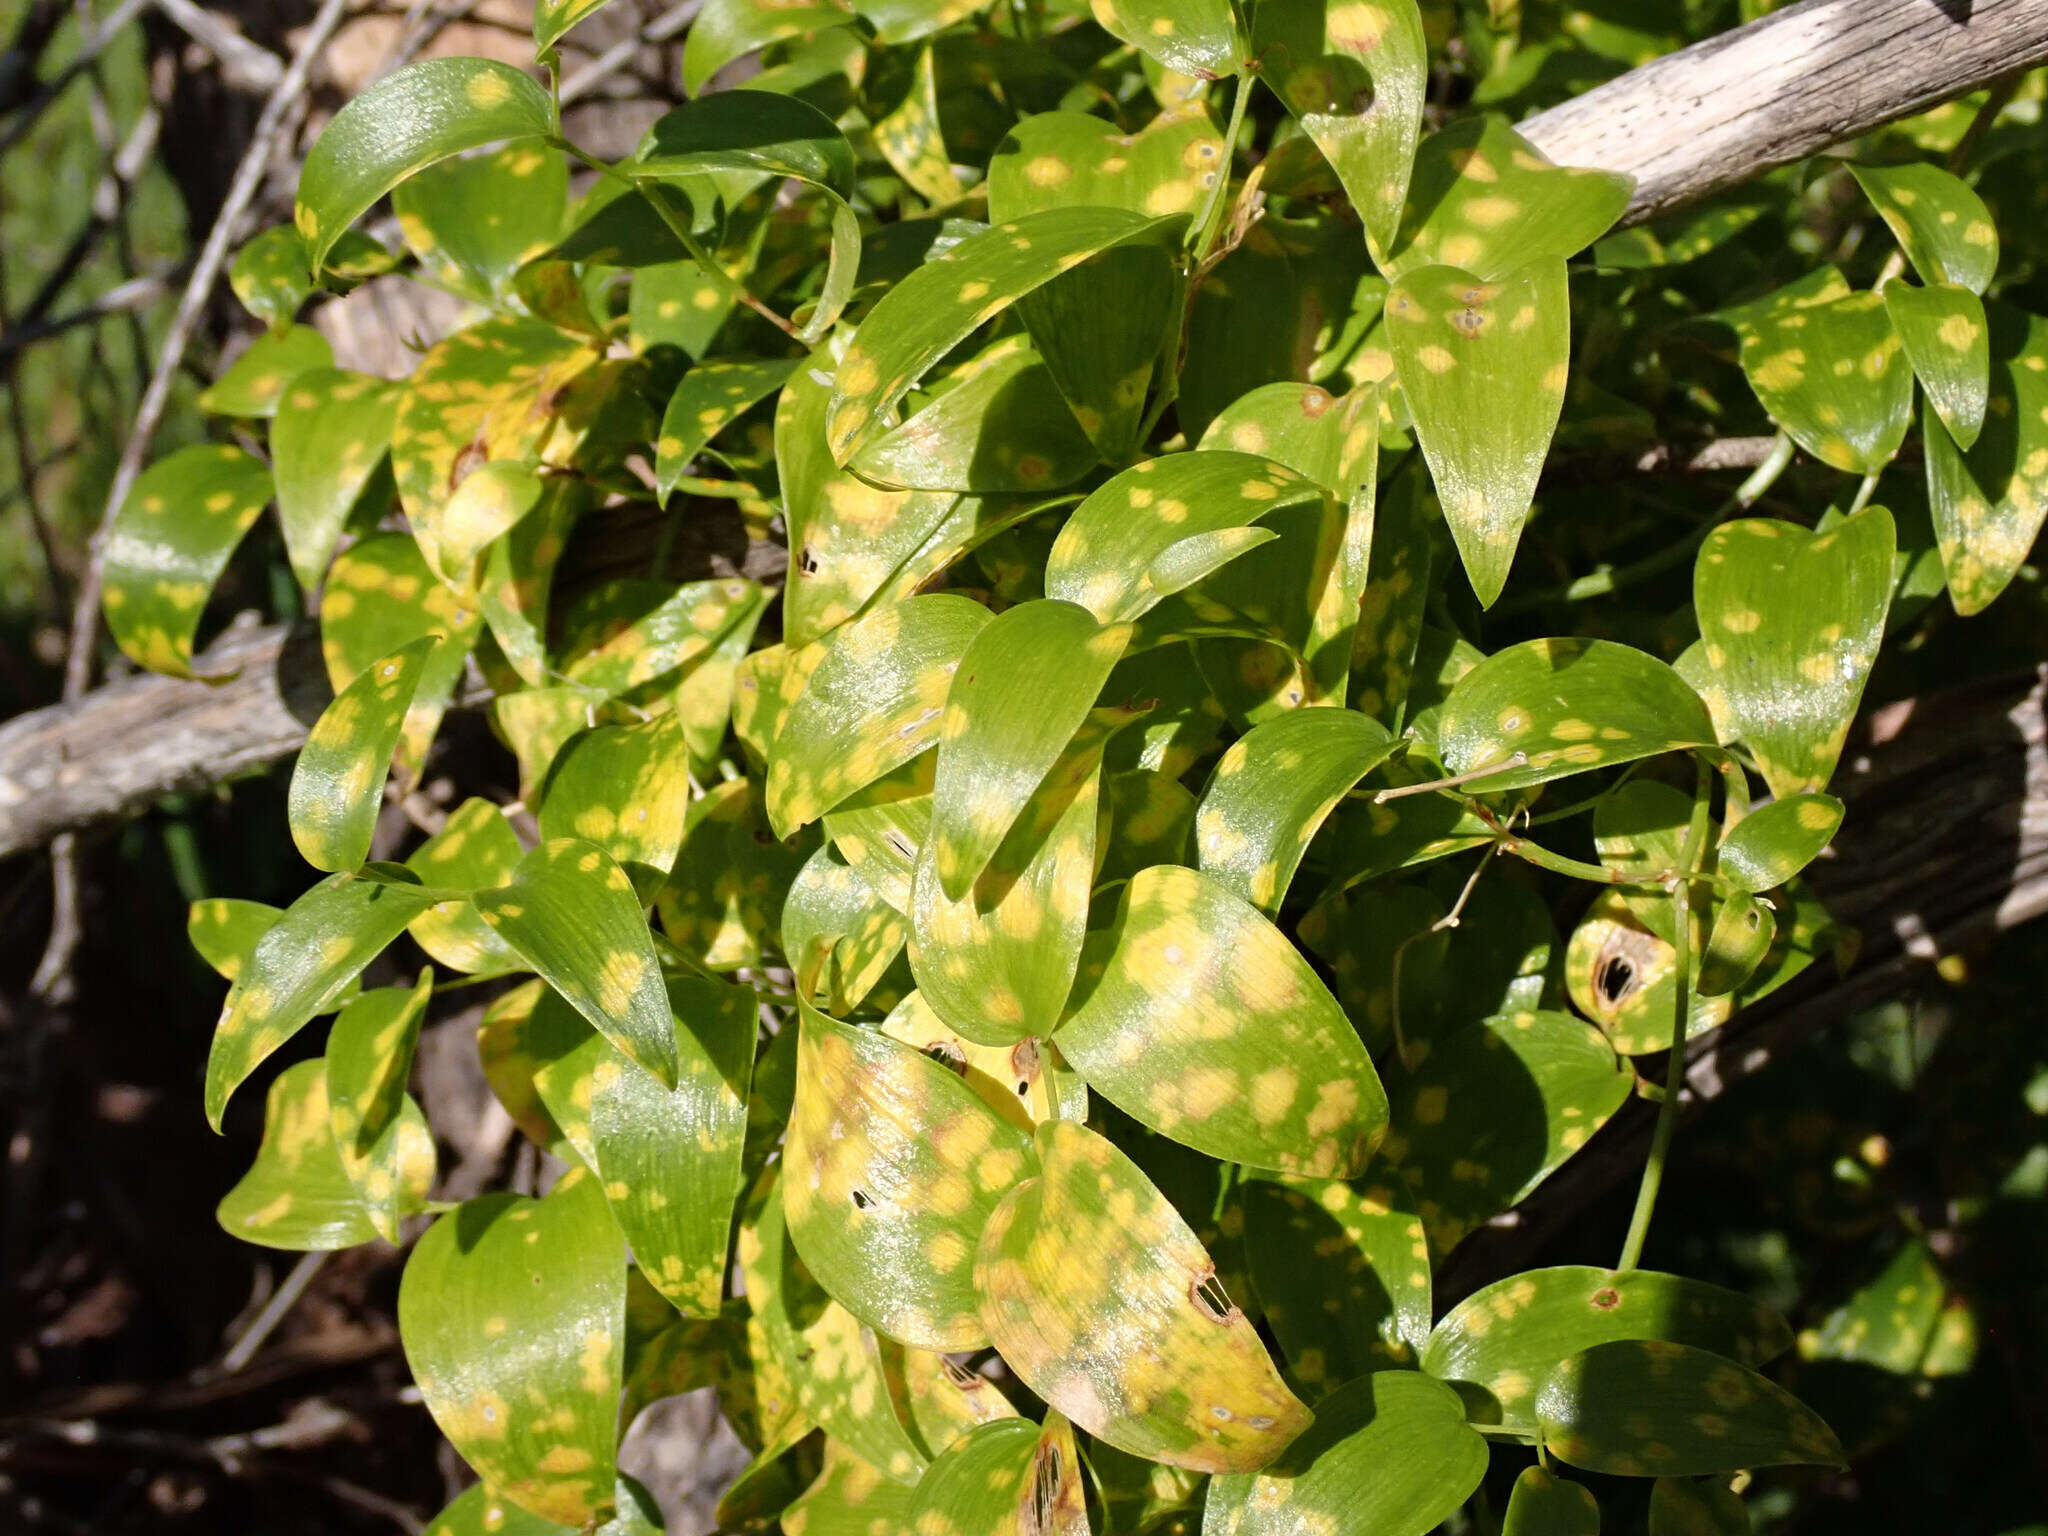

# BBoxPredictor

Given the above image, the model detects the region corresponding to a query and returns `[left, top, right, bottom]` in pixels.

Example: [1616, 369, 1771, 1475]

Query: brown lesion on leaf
[1191, 1268, 1239, 1324]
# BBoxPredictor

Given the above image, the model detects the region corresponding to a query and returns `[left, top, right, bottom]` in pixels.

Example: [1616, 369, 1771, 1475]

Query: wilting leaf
[322, 532, 480, 775]
[1537, 1340, 1844, 1477]
[1719, 794, 1842, 893]
[1437, 637, 1716, 793]
[655, 357, 800, 504]
[1694, 510, 1894, 798]
[768, 594, 993, 837]
[1089, 0, 1240, 78]
[198, 325, 334, 417]
[296, 59, 556, 274]
[288, 637, 435, 873]
[218, 1060, 425, 1250]
[205, 868, 437, 1130]
[1848, 161, 1999, 293]
[975, 1118, 1309, 1472]
[783, 1004, 1034, 1349]
[400, 1171, 627, 1525]
[781, 843, 911, 1015]
[1504, 1467, 1602, 1536]
[1720, 269, 1910, 475]
[1194, 707, 1395, 913]
[851, 338, 1098, 494]
[102, 444, 272, 679]
[273, 369, 401, 590]
[1649, 1478, 1748, 1536]
[1423, 1266, 1794, 1432]
[326, 974, 435, 1240]
[1920, 300, 2048, 613]
[1251, 0, 1427, 254]
[1241, 1173, 1432, 1386]
[1885, 282, 1989, 449]
[1388, 258, 1569, 606]
[475, 840, 679, 1088]
[1058, 864, 1387, 1176]
[532, 977, 756, 1315]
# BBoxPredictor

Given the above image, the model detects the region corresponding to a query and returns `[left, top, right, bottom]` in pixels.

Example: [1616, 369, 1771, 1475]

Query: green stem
[1847, 471, 1880, 515]
[1188, 73, 1251, 268]
[1616, 757, 1715, 1272]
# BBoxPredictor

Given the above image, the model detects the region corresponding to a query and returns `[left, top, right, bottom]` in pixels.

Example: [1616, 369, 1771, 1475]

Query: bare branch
[149, 0, 285, 93]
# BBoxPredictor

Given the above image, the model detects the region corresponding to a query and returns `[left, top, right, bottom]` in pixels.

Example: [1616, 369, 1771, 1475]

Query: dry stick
[558, 0, 695, 104]
[217, 1251, 330, 1376]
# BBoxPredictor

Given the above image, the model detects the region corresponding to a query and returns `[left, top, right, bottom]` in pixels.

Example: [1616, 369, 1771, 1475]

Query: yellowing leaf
[288, 637, 436, 873]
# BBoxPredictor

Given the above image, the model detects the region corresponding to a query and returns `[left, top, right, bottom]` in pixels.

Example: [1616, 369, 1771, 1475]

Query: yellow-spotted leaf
[1388, 258, 1569, 607]
[871, 43, 965, 204]
[1848, 161, 1999, 294]
[1349, 468, 1437, 725]
[1537, 1340, 1844, 1477]
[198, 324, 334, 418]
[188, 898, 281, 984]
[535, 0, 619, 55]
[1057, 864, 1386, 1177]
[296, 59, 556, 275]
[1695, 892, 1775, 999]
[531, 976, 756, 1315]
[784, 1004, 1036, 1350]
[1920, 300, 2048, 613]
[1250, 0, 1427, 255]
[1437, 637, 1717, 794]
[826, 207, 1184, 464]
[1423, 1266, 1794, 1433]
[326, 974, 435, 1240]
[681, 0, 859, 95]
[1384, 116, 1631, 281]
[288, 637, 437, 873]
[475, 839, 680, 1088]
[929, 599, 1129, 902]
[1194, 707, 1396, 914]
[1693, 510, 1895, 798]
[1564, 891, 1734, 1055]
[217, 1060, 417, 1250]
[102, 444, 272, 678]
[1885, 282, 1989, 449]
[884, 1338, 1023, 1459]
[559, 575, 767, 701]
[1089, 0, 1240, 78]
[273, 369, 402, 590]
[1503, 1467, 1602, 1536]
[407, 798, 526, 975]
[781, 843, 912, 1015]
[1241, 1172, 1432, 1386]
[476, 980, 576, 1152]
[905, 1412, 1088, 1536]
[1221, 1371, 1486, 1536]
[538, 716, 693, 896]
[657, 779, 811, 973]
[204, 867, 438, 1130]
[1380, 1010, 1632, 1250]
[400, 1170, 627, 1526]
[428, 461, 543, 590]
[879, 990, 1086, 1128]
[655, 356, 801, 505]
[1719, 793, 1843, 894]
[1719, 270, 1910, 475]
[974, 1118, 1309, 1472]
[423, 1476, 664, 1536]
[767, 594, 994, 837]
[987, 108, 1224, 226]
[230, 224, 316, 330]
[782, 1442, 920, 1536]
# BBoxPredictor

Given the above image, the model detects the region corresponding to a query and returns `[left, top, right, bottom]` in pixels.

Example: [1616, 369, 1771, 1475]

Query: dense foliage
[90, 1, 2048, 1532]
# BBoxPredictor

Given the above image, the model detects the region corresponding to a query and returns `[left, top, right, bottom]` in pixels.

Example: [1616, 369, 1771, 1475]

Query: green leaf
[987, 108, 1224, 226]
[1424, 1266, 1794, 1433]
[1437, 637, 1716, 793]
[1380, 1010, 1632, 1250]
[1241, 1173, 1432, 1386]
[1216, 1372, 1486, 1536]
[905, 1412, 1088, 1536]
[394, 142, 569, 305]
[400, 1170, 627, 1526]
[217, 1060, 425, 1250]
[1537, 1340, 1844, 1477]
[1388, 258, 1569, 606]
[657, 779, 810, 973]
[535, 0, 620, 55]
[475, 839, 680, 1088]
[681, 0, 859, 96]
[928, 598, 1129, 901]
[826, 207, 1184, 464]
[1564, 890, 1734, 1056]
[424, 1476, 666, 1536]
[102, 444, 273, 678]
[1920, 300, 2048, 613]
[655, 356, 800, 505]
[1649, 1478, 1749, 1536]
[1696, 894, 1776, 998]
[296, 59, 556, 275]
[1194, 706, 1396, 913]
[1384, 116, 1631, 280]
[198, 325, 334, 418]
[782, 1442, 921, 1536]
[325, 974, 436, 1241]
[1088, 0, 1241, 78]
[1349, 467, 1437, 724]
[188, 898, 283, 984]
[975, 1118, 1309, 1472]
[1504, 1467, 1602, 1536]
[1057, 864, 1388, 1177]
[288, 637, 437, 873]
[784, 1003, 1036, 1350]
[205, 868, 437, 1130]
[1884, 282, 1989, 449]
[273, 369, 401, 590]
[1720, 270, 1910, 475]
[531, 976, 757, 1315]
[230, 224, 317, 330]
[879, 989, 1086, 1128]
[1694, 509, 1895, 798]
[537, 716, 694, 895]
[781, 843, 912, 1015]
[1250, 0, 1428, 254]
[1848, 161, 1999, 293]
[1718, 794, 1842, 893]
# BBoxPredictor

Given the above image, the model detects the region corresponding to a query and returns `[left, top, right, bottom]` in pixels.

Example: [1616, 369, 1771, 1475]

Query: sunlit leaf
[198, 325, 333, 418]
[1088, 0, 1240, 79]
[905, 1412, 1088, 1536]
[1885, 282, 1989, 449]
[273, 369, 401, 590]
[326, 974, 436, 1240]
[782, 1441, 920, 1536]
[188, 897, 285, 985]
[1718, 794, 1842, 893]
[681, 0, 859, 96]
[655, 357, 800, 504]
[1563, 890, 1733, 1055]
[782, 843, 912, 1015]
[1848, 161, 1999, 293]
[535, 0, 621, 55]
[288, 637, 436, 873]
[423, 1476, 665, 1536]
[230, 224, 317, 330]
[537, 716, 693, 896]
[987, 107, 1223, 226]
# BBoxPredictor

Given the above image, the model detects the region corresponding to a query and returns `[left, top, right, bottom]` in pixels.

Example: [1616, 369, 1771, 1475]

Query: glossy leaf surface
[1885, 281, 1990, 449]
[197, 325, 333, 418]
[1849, 161, 1999, 293]
[288, 638, 435, 873]
[273, 369, 401, 589]
[1504, 1468, 1602, 1536]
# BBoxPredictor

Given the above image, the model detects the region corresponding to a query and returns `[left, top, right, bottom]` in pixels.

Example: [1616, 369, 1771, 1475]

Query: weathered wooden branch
[1522, 0, 2048, 227]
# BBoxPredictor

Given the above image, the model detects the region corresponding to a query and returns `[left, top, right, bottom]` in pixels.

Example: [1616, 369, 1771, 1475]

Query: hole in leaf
[924, 1040, 967, 1075]
[941, 1357, 982, 1390]
[798, 546, 819, 574]
[1596, 954, 1637, 1005]
[1191, 1270, 1236, 1323]
[851, 1188, 871, 1209]
[1025, 1442, 1062, 1536]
